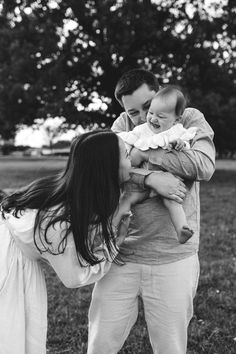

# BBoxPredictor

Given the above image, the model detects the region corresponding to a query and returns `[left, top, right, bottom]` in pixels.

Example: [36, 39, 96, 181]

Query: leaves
[0, 0, 235, 155]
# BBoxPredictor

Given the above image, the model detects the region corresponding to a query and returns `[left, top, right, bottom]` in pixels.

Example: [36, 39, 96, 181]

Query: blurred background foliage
[0, 0, 235, 156]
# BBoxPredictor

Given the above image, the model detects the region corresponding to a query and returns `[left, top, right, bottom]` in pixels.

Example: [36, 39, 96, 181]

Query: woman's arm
[41, 200, 134, 289]
[42, 234, 117, 288]
[40, 220, 120, 288]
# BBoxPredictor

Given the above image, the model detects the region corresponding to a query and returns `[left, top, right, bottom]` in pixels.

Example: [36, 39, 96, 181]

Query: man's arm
[112, 112, 188, 203]
[137, 108, 215, 181]
[129, 168, 187, 204]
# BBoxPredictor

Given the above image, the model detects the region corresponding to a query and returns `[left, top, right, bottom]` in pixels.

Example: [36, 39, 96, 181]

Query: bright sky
[15, 125, 86, 148]
[15, 126, 49, 148]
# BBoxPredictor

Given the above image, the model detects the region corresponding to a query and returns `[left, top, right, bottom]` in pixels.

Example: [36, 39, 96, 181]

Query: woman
[0, 130, 133, 354]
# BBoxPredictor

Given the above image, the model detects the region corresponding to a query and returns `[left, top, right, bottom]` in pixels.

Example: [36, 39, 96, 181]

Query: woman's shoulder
[2, 209, 38, 244]
[5, 209, 37, 232]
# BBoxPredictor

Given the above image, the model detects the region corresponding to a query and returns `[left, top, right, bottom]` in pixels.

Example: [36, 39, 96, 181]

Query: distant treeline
[0, 0, 235, 156]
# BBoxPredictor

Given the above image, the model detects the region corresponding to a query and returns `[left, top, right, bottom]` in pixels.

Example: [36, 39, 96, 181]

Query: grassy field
[1, 157, 236, 354]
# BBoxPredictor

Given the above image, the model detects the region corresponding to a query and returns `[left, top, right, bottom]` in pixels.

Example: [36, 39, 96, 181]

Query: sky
[15, 122, 86, 148]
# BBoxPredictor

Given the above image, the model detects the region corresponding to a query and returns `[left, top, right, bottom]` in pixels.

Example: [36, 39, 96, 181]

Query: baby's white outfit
[118, 123, 197, 151]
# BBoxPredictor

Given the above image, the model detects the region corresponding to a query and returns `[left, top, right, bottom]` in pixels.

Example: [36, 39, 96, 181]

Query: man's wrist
[144, 171, 164, 188]
[130, 168, 151, 190]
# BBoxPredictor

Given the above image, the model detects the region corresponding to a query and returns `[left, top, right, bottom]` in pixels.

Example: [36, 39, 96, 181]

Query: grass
[0, 156, 67, 190]
[1, 157, 236, 354]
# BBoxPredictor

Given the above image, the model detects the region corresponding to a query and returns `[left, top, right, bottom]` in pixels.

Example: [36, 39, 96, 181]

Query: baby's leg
[120, 180, 149, 211]
[114, 180, 150, 226]
[163, 198, 193, 243]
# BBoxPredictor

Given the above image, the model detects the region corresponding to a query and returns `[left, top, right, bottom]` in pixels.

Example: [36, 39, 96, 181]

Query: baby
[119, 86, 197, 244]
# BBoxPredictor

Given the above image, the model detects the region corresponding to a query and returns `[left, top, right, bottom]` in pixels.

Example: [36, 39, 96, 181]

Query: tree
[0, 0, 235, 154]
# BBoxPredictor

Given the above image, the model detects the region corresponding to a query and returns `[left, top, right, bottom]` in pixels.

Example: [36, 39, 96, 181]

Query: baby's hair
[153, 85, 186, 117]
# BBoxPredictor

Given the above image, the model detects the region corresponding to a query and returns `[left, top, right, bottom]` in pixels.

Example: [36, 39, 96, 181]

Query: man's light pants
[88, 254, 199, 354]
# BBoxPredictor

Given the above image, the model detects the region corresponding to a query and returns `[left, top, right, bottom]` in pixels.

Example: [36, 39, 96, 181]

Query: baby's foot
[178, 226, 194, 244]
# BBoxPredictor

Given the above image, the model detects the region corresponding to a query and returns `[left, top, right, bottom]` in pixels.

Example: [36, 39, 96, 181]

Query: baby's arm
[130, 147, 150, 167]
[119, 181, 150, 210]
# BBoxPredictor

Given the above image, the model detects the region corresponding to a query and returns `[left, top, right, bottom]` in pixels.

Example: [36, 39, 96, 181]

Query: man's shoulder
[111, 112, 129, 132]
[114, 111, 128, 124]
[183, 107, 204, 119]
[182, 107, 205, 127]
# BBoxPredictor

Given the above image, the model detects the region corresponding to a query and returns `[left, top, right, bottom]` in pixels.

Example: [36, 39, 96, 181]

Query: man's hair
[154, 85, 187, 117]
[115, 69, 159, 106]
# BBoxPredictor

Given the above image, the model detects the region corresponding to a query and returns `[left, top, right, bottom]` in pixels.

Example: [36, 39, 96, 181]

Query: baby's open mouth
[150, 122, 160, 129]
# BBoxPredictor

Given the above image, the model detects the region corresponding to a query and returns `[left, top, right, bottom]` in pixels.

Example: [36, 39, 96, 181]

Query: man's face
[121, 83, 156, 126]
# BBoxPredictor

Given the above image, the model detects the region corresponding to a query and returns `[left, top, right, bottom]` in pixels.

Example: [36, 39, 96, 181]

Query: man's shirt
[112, 108, 215, 265]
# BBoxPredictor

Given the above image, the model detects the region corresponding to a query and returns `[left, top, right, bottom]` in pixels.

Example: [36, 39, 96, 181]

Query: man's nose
[140, 110, 147, 122]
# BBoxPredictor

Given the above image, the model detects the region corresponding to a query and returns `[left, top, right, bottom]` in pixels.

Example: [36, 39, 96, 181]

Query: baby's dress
[119, 123, 198, 151]
[0, 209, 47, 354]
[0, 209, 116, 354]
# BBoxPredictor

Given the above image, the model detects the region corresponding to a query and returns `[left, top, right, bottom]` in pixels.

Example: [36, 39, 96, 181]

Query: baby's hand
[130, 147, 149, 167]
[170, 138, 186, 151]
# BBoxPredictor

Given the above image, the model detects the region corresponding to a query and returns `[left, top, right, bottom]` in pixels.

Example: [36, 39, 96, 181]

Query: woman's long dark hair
[1, 130, 121, 265]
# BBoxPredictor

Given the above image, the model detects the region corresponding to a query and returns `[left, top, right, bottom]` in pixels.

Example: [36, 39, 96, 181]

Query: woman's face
[118, 138, 131, 184]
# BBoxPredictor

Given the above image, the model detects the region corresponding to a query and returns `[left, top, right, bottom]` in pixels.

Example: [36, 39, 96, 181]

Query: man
[87, 69, 215, 354]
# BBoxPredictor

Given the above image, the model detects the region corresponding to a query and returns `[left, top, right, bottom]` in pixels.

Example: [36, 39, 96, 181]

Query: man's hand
[130, 147, 149, 167]
[144, 171, 187, 203]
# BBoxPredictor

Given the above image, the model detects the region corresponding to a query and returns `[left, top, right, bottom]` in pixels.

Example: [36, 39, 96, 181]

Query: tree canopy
[0, 0, 235, 155]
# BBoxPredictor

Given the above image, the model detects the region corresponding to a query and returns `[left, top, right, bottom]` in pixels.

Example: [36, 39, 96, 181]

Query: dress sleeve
[41, 223, 118, 288]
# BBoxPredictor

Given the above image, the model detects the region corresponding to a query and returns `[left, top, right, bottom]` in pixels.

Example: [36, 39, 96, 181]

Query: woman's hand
[112, 186, 149, 246]
[115, 211, 133, 246]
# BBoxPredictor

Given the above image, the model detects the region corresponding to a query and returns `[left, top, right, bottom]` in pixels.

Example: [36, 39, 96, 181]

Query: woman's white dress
[0, 209, 115, 354]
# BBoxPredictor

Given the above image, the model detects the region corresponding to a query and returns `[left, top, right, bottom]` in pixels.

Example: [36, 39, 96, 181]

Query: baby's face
[147, 95, 178, 134]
